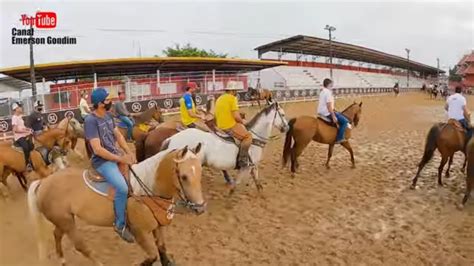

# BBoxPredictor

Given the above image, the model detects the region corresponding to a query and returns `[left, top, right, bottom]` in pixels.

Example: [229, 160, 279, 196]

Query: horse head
[350, 102, 363, 127]
[271, 102, 289, 133]
[152, 105, 164, 123]
[156, 143, 206, 214]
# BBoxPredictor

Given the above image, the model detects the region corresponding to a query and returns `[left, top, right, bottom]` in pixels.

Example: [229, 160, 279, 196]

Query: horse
[27, 144, 205, 266]
[248, 87, 273, 107]
[430, 86, 439, 99]
[117, 105, 163, 142]
[461, 137, 474, 208]
[160, 102, 289, 192]
[56, 117, 84, 161]
[0, 128, 71, 192]
[411, 119, 469, 189]
[282, 102, 363, 174]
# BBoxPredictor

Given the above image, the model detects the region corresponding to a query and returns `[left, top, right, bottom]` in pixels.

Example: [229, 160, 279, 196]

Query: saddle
[447, 119, 466, 132]
[83, 164, 175, 226]
[317, 115, 353, 129]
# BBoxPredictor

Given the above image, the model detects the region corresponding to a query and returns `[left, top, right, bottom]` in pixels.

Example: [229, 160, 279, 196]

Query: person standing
[79, 90, 91, 123]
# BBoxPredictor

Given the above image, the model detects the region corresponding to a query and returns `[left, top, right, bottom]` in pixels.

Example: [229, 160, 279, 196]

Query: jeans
[15, 137, 33, 167]
[96, 161, 128, 229]
[459, 119, 472, 140]
[119, 115, 134, 140]
[334, 112, 349, 142]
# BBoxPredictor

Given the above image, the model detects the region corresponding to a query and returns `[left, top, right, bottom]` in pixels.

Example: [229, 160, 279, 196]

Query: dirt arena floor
[1, 92, 473, 266]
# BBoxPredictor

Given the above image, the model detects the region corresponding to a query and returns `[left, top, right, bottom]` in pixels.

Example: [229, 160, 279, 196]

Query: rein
[248, 105, 285, 144]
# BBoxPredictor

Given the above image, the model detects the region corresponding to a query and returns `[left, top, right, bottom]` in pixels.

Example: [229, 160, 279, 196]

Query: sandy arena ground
[1, 92, 473, 266]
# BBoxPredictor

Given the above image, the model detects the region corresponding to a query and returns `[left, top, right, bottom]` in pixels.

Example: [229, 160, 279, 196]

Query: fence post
[212, 69, 216, 91]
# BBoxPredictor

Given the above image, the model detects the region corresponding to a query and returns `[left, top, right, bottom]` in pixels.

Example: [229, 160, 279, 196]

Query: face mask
[37, 108, 43, 112]
[104, 102, 112, 111]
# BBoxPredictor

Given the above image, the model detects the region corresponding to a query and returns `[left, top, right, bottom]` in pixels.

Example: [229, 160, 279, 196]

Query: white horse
[161, 102, 289, 192]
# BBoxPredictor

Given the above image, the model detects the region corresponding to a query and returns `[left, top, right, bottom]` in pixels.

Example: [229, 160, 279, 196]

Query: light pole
[324, 25, 336, 79]
[436, 57, 440, 85]
[405, 48, 410, 88]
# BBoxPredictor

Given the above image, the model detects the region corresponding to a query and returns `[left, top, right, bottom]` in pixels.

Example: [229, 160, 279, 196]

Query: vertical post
[156, 69, 160, 95]
[405, 48, 410, 88]
[93, 72, 97, 88]
[29, 22, 37, 100]
[325, 25, 336, 80]
[58, 87, 62, 110]
[212, 69, 216, 91]
[436, 58, 440, 86]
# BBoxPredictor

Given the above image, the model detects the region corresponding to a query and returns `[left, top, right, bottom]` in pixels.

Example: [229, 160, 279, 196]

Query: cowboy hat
[224, 81, 243, 91]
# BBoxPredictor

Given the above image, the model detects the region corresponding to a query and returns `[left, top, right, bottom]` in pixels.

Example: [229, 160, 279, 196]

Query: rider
[114, 91, 134, 142]
[11, 102, 34, 170]
[28, 100, 45, 136]
[79, 90, 91, 123]
[84, 88, 136, 243]
[179, 82, 206, 130]
[318, 78, 348, 144]
[215, 81, 252, 168]
[445, 86, 471, 139]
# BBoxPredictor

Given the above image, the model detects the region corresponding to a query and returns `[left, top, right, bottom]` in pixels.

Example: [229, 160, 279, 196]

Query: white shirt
[446, 93, 467, 120]
[79, 98, 90, 116]
[317, 88, 334, 116]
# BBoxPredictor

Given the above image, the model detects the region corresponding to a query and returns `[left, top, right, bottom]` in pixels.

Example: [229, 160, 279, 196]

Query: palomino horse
[461, 137, 474, 208]
[411, 119, 469, 189]
[282, 102, 363, 174]
[28, 144, 205, 266]
[160, 102, 289, 192]
[56, 117, 84, 161]
[0, 128, 71, 191]
[117, 105, 163, 141]
[248, 87, 273, 107]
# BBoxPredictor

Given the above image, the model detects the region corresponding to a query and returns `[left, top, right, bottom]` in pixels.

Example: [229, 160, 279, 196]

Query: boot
[237, 145, 252, 168]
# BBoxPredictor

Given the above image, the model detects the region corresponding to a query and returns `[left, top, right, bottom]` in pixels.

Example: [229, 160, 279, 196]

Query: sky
[0, 0, 473, 72]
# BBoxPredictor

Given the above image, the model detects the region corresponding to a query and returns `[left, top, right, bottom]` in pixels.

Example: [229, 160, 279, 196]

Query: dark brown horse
[411, 119, 468, 189]
[282, 102, 363, 174]
[461, 137, 474, 208]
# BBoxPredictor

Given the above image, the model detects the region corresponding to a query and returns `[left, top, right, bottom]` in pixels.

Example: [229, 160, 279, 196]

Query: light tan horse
[117, 105, 163, 142]
[411, 119, 469, 189]
[28, 144, 205, 266]
[282, 102, 363, 174]
[0, 128, 71, 191]
[56, 117, 84, 159]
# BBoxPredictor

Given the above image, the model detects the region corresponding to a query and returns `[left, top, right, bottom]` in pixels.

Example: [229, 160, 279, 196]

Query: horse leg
[462, 153, 467, 172]
[325, 144, 335, 169]
[445, 156, 453, 178]
[153, 227, 174, 266]
[17, 173, 28, 191]
[438, 156, 448, 187]
[135, 229, 158, 266]
[291, 138, 311, 174]
[341, 141, 356, 168]
[53, 227, 66, 265]
[65, 226, 103, 266]
[250, 167, 263, 192]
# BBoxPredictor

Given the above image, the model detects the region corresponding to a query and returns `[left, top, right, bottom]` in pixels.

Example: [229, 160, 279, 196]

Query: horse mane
[341, 103, 358, 113]
[245, 102, 277, 129]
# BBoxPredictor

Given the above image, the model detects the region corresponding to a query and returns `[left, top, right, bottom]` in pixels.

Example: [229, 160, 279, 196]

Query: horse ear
[194, 142, 202, 154]
[180, 146, 189, 158]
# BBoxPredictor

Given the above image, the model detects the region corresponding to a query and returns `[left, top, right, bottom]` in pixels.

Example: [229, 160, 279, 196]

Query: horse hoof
[351, 165, 356, 169]
[410, 184, 418, 190]
[457, 203, 465, 210]
[325, 165, 331, 169]
[438, 183, 446, 188]
[256, 183, 263, 192]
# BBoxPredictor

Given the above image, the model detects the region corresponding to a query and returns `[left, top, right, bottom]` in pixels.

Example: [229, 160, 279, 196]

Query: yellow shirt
[179, 93, 197, 126]
[215, 93, 239, 130]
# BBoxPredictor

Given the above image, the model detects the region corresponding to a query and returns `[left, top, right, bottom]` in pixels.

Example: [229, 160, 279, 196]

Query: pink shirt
[11, 115, 30, 141]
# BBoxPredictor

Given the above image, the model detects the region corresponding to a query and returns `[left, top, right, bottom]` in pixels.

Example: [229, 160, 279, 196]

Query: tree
[448, 65, 462, 82]
[160, 43, 227, 58]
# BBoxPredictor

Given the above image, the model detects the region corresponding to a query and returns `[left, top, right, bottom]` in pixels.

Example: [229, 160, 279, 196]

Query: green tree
[160, 43, 227, 58]
[448, 65, 462, 82]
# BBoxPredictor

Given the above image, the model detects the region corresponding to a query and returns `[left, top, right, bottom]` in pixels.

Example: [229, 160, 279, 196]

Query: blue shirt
[84, 113, 119, 169]
[183, 93, 193, 109]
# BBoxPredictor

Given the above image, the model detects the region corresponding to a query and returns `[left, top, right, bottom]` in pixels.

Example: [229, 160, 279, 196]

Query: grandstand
[253, 35, 440, 90]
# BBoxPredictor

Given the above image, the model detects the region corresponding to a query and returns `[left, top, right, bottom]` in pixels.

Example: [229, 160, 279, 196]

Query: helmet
[91, 88, 109, 105]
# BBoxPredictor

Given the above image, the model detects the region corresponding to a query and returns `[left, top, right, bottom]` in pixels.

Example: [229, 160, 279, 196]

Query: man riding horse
[179, 82, 208, 131]
[11, 102, 35, 171]
[445, 86, 471, 141]
[215, 81, 253, 168]
[114, 91, 135, 142]
[28, 100, 46, 136]
[84, 87, 136, 243]
[318, 78, 349, 144]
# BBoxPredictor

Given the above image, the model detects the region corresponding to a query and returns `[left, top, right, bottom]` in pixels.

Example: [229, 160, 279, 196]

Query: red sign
[19, 12, 57, 29]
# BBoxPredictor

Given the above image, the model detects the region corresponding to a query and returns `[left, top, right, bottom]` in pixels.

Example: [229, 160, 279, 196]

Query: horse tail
[27, 180, 47, 261]
[282, 118, 297, 167]
[419, 124, 441, 166]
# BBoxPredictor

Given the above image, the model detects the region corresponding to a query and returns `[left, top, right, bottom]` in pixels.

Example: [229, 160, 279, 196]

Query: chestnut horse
[28, 144, 205, 266]
[411, 119, 468, 189]
[248, 87, 273, 107]
[117, 105, 163, 142]
[461, 137, 474, 208]
[282, 102, 363, 174]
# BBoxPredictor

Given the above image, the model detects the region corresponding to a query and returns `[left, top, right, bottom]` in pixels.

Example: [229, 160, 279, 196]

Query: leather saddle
[83, 163, 130, 199]
[447, 119, 466, 132]
[317, 115, 338, 127]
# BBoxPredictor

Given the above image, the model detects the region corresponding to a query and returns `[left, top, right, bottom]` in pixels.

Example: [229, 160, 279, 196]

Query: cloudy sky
[0, 0, 472, 71]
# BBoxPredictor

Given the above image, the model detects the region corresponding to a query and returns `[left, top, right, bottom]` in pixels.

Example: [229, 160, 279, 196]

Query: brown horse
[248, 87, 273, 107]
[28, 144, 205, 266]
[282, 102, 363, 174]
[117, 105, 163, 142]
[0, 128, 71, 191]
[411, 120, 468, 189]
[56, 117, 84, 159]
[461, 137, 474, 208]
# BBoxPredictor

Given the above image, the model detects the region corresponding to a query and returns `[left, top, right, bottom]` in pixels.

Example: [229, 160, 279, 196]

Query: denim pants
[458, 119, 472, 140]
[119, 115, 134, 140]
[96, 161, 128, 229]
[334, 112, 349, 141]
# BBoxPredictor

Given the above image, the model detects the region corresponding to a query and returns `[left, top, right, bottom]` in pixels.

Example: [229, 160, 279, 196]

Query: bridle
[249, 103, 287, 143]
